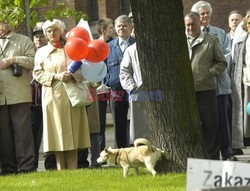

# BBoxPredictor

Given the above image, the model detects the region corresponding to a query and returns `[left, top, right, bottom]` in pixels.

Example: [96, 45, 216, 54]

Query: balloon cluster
[65, 27, 109, 82]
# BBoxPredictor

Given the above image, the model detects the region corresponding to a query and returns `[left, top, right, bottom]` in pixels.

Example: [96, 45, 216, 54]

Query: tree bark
[130, 0, 207, 172]
[24, 0, 32, 39]
[90, 0, 99, 21]
[121, 0, 131, 15]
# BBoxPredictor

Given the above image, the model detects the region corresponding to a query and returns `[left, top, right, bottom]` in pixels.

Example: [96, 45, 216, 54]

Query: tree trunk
[24, 0, 32, 39]
[90, 0, 99, 21]
[121, 0, 131, 15]
[130, 0, 207, 172]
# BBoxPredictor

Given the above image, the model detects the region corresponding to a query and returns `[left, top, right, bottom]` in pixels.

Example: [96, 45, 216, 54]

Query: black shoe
[223, 155, 238, 161]
[233, 149, 244, 155]
[0, 167, 18, 176]
[88, 165, 102, 169]
[0, 170, 18, 176]
[19, 169, 36, 174]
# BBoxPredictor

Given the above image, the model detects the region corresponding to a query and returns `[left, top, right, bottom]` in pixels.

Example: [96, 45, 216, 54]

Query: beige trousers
[55, 150, 77, 170]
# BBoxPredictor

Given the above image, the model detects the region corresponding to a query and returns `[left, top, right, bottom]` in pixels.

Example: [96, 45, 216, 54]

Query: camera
[11, 63, 23, 77]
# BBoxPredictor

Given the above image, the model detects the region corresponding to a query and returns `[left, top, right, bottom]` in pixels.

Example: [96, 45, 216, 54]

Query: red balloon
[65, 37, 88, 61]
[85, 39, 110, 62]
[67, 27, 90, 44]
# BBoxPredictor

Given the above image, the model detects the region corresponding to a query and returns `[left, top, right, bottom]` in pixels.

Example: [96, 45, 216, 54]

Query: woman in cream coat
[33, 19, 90, 170]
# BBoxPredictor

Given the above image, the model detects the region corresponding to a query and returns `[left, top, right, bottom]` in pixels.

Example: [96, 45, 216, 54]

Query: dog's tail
[134, 138, 153, 150]
[134, 138, 165, 156]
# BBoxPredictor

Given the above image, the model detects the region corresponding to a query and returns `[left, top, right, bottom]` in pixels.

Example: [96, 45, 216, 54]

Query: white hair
[191, 1, 213, 14]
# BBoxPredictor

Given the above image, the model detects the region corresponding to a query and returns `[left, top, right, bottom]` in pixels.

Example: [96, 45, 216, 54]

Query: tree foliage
[0, 0, 88, 27]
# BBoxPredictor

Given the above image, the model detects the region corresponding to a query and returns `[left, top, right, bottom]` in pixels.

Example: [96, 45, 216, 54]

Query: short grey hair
[228, 10, 243, 19]
[191, 1, 212, 14]
[115, 15, 132, 25]
[185, 12, 200, 20]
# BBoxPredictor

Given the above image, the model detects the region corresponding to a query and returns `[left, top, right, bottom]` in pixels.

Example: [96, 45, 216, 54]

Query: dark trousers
[217, 94, 233, 158]
[196, 90, 220, 160]
[31, 106, 43, 169]
[45, 149, 93, 169]
[31, 106, 57, 171]
[44, 154, 56, 170]
[98, 93, 108, 151]
[89, 133, 101, 166]
[228, 95, 232, 138]
[0, 103, 35, 172]
[78, 149, 89, 168]
[110, 96, 129, 148]
[78, 133, 101, 167]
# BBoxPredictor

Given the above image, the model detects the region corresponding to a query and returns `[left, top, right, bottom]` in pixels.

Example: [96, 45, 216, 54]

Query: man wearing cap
[30, 22, 48, 171]
[33, 22, 47, 50]
[0, 21, 36, 174]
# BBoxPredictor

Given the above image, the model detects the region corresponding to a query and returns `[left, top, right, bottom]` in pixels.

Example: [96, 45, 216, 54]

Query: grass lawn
[0, 167, 186, 191]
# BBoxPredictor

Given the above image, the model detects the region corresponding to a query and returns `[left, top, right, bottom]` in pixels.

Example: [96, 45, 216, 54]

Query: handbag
[63, 81, 93, 107]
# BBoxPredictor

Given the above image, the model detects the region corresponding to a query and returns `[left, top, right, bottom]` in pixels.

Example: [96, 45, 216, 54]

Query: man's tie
[120, 41, 126, 52]
[203, 26, 209, 33]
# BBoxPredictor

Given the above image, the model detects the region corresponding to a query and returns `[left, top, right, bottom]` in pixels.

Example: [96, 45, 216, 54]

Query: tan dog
[97, 138, 164, 177]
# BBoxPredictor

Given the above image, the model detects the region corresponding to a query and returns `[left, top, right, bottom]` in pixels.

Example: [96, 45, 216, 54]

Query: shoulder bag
[63, 81, 93, 107]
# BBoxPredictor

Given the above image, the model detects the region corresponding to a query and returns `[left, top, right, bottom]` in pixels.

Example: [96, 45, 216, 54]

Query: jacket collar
[109, 36, 136, 47]
[42, 43, 59, 58]
[207, 25, 223, 37]
[236, 32, 248, 44]
[189, 32, 205, 47]
[0, 31, 14, 50]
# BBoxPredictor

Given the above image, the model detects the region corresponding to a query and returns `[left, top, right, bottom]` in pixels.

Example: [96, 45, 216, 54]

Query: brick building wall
[105, 0, 122, 21]
[183, 0, 250, 32]
[65, 0, 250, 33]
[16, 0, 250, 37]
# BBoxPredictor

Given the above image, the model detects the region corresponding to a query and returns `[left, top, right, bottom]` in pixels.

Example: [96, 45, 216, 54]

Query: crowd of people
[0, 0, 249, 175]
[186, 1, 250, 160]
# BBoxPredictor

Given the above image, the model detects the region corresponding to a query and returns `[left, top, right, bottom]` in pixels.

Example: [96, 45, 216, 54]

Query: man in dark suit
[227, 10, 243, 50]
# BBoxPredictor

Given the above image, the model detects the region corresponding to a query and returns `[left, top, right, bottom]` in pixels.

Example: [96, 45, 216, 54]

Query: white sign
[187, 158, 250, 191]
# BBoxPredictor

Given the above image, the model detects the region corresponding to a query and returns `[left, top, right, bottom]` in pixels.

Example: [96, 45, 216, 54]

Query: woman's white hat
[42, 19, 63, 35]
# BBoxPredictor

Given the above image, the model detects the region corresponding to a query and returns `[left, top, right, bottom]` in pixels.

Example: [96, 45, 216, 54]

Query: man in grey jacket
[185, 12, 227, 160]
[120, 43, 149, 145]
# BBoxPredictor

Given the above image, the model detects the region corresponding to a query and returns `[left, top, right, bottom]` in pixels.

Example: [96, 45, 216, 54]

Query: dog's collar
[115, 150, 120, 165]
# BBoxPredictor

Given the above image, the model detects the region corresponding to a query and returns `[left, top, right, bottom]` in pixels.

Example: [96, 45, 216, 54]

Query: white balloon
[76, 18, 93, 40]
[81, 60, 107, 83]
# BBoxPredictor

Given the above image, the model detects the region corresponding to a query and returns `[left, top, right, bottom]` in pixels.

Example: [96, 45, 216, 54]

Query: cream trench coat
[33, 43, 90, 152]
